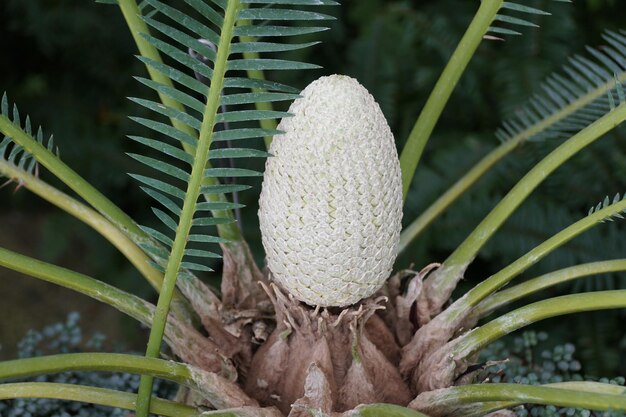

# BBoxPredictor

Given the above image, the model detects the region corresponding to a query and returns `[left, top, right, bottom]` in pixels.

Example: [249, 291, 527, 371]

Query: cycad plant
[1, 0, 626, 416]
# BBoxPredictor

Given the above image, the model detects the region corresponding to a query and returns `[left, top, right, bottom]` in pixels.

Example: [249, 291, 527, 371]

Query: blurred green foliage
[1, 0, 624, 376]
[0, 312, 176, 416]
[480, 330, 625, 417]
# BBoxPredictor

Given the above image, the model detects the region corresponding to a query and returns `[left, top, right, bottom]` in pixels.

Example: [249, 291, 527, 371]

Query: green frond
[0, 93, 57, 177]
[223, 76, 300, 92]
[141, 187, 182, 215]
[496, 30, 626, 144]
[588, 193, 626, 222]
[128, 0, 332, 277]
[199, 183, 251, 194]
[125, 1, 336, 412]
[400, 33, 626, 251]
[203, 167, 262, 177]
[241, 0, 339, 4]
[213, 127, 284, 141]
[488, 0, 569, 39]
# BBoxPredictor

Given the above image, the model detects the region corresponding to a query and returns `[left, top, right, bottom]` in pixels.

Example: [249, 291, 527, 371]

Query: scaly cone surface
[258, 75, 403, 307]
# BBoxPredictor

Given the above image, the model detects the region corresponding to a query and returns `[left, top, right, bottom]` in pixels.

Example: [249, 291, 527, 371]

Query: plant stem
[412, 383, 626, 416]
[0, 352, 249, 408]
[0, 246, 153, 326]
[0, 382, 199, 417]
[445, 196, 626, 323]
[356, 404, 430, 417]
[476, 259, 626, 318]
[135, 1, 241, 415]
[400, 66, 626, 250]
[0, 115, 145, 241]
[454, 290, 626, 358]
[0, 353, 190, 385]
[0, 121, 206, 325]
[117, 0, 242, 242]
[0, 160, 161, 290]
[428, 103, 626, 306]
[399, 0, 502, 198]
[0, 246, 234, 377]
[399, 139, 517, 253]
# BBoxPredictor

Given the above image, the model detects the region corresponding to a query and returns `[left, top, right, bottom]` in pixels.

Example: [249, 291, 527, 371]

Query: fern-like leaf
[487, 0, 570, 40]
[129, 0, 333, 275]
[128, 0, 335, 414]
[496, 29, 626, 144]
[588, 193, 626, 223]
[0, 94, 59, 178]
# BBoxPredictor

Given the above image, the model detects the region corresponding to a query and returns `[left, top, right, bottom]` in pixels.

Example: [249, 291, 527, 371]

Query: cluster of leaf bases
[480, 331, 626, 417]
[0, 313, 176, 417]
[2, 315, 625, 416]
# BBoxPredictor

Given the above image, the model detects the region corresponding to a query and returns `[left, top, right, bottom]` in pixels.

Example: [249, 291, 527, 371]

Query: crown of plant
[259, 74, 403, 307]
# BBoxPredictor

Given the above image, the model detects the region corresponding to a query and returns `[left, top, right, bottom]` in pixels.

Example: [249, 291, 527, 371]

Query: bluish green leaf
[128, 135, 194, 164]
[192, 216, 235, 226]
[143, 16, 217, 62]
[200, 183, 252, 194]
[140, 33, 214, 80]
[139, 242, 170, 261]
[240, 0, 338, 4]
[233, 25, 329, 37]
[128, 98, 202, 131]
[135, 77, 206, 114]
[209, 148, 270, 159]
[129, 174, 186, 200]
[224, 77, 299, 93]
[204, 167, 262, 177]
[187, 234, 230, 243]
[195, 201, 245, 210]
[141, 187, 182, 216]
[180, 261, 213, 272]
[586, 47, 622, 75]
[13, 104, 20, 126]
[128, 153, 190, 181]
[137, 56, 209, 96]
[24, 116, 32, 135]
[238, 8, 334, 21]
[130, 117, 197, 148]
[501, 2, 551, 15]
[153, 207, 179, 231]
[213, 128, 283, 141]
[488, 26, 522, 36]
[230, 41, 319, 54]
[182, 0, 223, 29]
[494, 14, 538, 28]
[140, 226, 174, 247]
[228, 59, 320, 71]
[184, 249, 221, 258]
[217, 110, 290, 123]
[144, 0, 220, 44]
[221, 92, 300, 106]
[149, 261, 166, 273]
[1, 93, 8, 115]
[212, 0, 227, 10]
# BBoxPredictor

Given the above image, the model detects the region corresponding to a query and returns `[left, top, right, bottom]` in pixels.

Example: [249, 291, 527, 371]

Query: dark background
[0, 0, 624, 378]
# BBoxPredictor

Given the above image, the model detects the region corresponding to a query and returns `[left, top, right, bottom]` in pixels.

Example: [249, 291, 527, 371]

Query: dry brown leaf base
[177, 247, 492, 416]
[245, 283, 412, 416]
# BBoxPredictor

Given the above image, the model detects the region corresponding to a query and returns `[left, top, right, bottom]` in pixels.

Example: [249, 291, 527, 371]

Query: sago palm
[1, 1, 626, 416]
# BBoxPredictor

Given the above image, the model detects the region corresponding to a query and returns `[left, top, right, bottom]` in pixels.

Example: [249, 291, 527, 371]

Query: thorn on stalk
[1, 177, 26, 193]
[483, 35, 505, 41]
